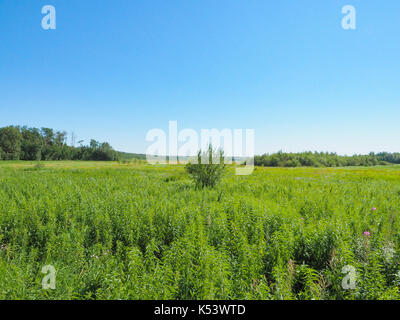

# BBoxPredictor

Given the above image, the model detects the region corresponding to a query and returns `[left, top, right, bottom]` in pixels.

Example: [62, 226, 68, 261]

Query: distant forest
[0, 125, 123, 161]
[1, 125, 399, 166]
[254, 151, 400, 167]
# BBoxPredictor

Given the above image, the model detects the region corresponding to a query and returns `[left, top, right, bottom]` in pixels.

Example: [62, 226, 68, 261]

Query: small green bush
[185, 145, 226, 188]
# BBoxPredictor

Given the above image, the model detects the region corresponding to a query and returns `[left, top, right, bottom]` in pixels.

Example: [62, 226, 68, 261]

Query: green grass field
[1, 161, 400, 299]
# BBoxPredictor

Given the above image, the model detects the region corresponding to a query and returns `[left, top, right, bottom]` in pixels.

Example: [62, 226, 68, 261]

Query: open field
[1, 161, 400, 299]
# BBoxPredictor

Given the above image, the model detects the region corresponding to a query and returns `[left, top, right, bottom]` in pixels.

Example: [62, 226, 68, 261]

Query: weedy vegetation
[1, 161, 400, 299]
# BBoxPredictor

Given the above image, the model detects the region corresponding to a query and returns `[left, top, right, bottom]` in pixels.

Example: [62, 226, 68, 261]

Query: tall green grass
[1, 162, 400, 299]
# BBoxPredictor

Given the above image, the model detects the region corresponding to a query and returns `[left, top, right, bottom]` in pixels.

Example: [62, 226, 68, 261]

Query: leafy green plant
[185, 145, 226, 188]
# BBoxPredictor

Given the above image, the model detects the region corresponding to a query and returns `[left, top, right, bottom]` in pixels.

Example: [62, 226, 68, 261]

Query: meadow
[1, 161, 400, 299]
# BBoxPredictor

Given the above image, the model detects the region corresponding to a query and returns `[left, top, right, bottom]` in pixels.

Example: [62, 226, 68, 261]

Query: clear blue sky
[1, 0, 399, 155]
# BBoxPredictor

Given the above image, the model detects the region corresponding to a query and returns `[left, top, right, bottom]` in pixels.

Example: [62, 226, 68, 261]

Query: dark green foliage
[21, 127, 43, 160]
[376, 152, 400, 164]
[0, 126, 22, 160]
[0, 125, 118, 161]
[254, 151, 393, 168]
[76, 140, 118, 161]
[185, 145, 226, 188]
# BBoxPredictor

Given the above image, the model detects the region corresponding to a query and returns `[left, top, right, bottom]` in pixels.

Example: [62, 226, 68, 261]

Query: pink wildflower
[363, 231, 371, 237]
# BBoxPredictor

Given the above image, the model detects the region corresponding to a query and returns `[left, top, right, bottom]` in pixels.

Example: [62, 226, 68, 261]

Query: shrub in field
[185, 145, 226, 188]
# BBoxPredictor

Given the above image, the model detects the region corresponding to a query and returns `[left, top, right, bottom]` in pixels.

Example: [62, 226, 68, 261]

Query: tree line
[0, 125, 119, 161]
[2, 125, 399, 166]
[254, 151, 400, 167]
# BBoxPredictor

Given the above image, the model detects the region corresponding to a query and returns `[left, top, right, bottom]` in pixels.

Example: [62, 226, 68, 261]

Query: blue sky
[1, 0, 399, 155]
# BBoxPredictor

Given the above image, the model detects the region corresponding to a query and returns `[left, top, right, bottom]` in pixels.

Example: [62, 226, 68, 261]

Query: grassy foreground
[1, 161, 400, 299]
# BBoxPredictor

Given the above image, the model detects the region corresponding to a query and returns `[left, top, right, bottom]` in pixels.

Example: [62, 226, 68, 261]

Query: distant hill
[117, 152, 147, 160]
